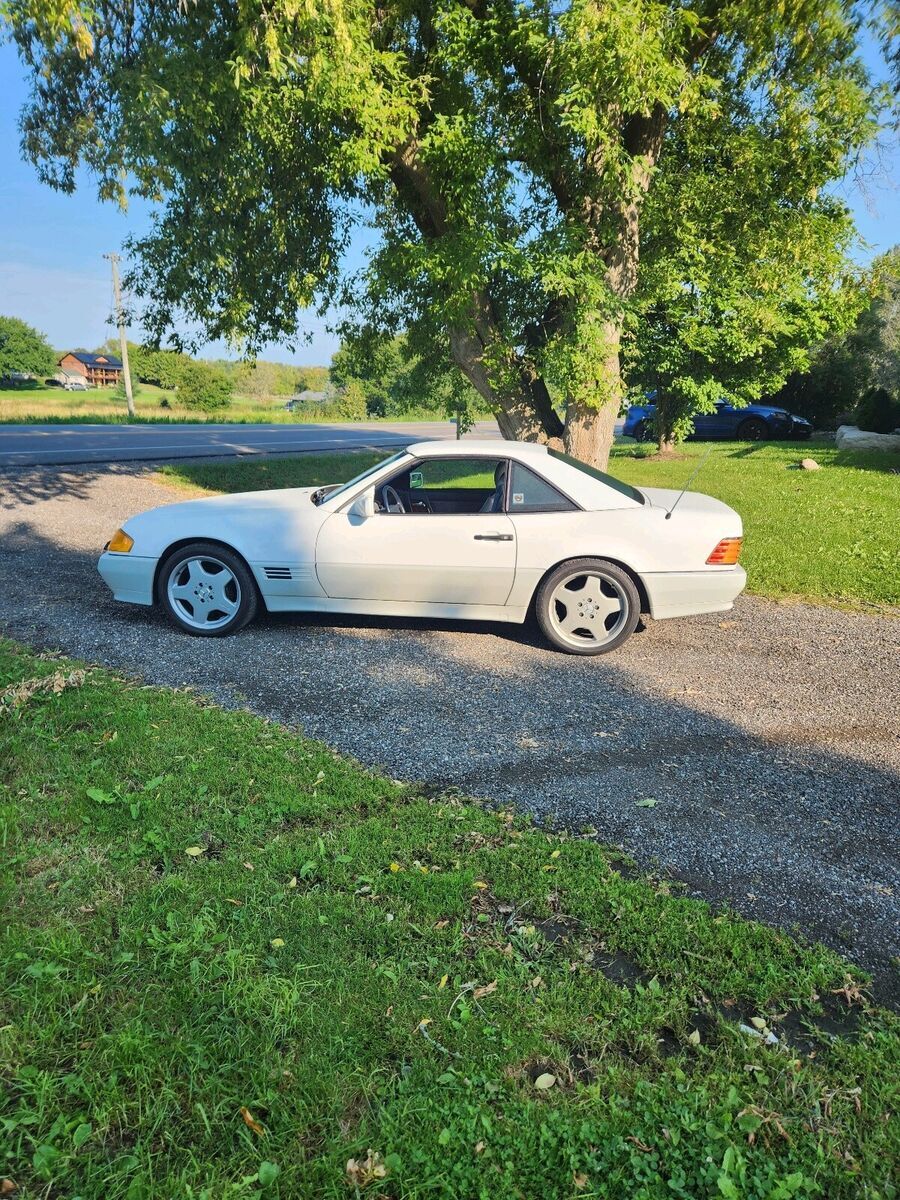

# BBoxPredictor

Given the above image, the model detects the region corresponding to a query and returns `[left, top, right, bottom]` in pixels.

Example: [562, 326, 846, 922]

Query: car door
[692, 402, 726, 439]
[315, 456, 517, 606]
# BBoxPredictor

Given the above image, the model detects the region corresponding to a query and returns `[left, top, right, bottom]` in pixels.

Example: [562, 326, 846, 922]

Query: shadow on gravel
[0, 462, 160, 508]
[2, 519, 899, 1008]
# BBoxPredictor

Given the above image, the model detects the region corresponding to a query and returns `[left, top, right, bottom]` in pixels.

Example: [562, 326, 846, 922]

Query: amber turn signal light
[108, 528, 134, 553]
[706, 537, 742, 565]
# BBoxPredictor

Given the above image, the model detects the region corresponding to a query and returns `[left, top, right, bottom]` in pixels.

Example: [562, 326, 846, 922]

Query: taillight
[706, 537, 742, 565]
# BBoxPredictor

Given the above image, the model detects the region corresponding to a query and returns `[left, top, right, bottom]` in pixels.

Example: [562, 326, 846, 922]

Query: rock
[799, 458, 821, 470]
[835, 424, 900, 452]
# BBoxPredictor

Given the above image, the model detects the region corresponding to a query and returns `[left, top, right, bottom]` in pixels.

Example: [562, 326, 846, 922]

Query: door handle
[474, 532, 513, 541]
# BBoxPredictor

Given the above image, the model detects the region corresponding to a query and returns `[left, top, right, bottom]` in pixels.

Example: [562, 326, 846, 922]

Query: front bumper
[97, 552, 156, 605]
[643, 566, 747, 620]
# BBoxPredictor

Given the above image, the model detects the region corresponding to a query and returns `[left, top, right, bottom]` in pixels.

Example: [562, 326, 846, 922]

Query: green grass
[0, 385, 452, 425]
[158, 451, 388, 496]
[160, 440, 900, 609]
[1, 639, 898, 1198]
[609, 441, 900, 609]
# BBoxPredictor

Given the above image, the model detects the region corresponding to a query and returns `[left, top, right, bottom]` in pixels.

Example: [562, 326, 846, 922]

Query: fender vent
[263, 566, 293, 580]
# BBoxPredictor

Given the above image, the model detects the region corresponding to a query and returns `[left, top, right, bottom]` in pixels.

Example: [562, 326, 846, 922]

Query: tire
[535, 558, 641, 656]
[158, 542, 258, 637]
[633, 419, 652, 443]
[737, 417, 768, 442]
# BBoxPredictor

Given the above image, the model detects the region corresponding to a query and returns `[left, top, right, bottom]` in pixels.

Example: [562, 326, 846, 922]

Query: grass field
[160, 440, 900, 609]
[0, 385, 448, 425]
[1, 637, 897, 1198]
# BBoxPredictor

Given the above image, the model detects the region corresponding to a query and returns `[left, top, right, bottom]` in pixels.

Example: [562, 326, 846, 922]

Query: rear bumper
[97, 552, 156, 605]
[643, 566, 746, 620]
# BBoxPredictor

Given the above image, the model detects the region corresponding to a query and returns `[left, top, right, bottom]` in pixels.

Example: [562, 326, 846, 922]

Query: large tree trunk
[564, 396, 619, 465]
[559, 107, 667, 468]
[449, 320, 563, 443]
[562, 317, 624, 467]
[391, 140, 563, 445]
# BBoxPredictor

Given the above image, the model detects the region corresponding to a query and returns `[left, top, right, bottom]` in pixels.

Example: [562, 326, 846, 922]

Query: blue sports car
[624, 399, 813, 442]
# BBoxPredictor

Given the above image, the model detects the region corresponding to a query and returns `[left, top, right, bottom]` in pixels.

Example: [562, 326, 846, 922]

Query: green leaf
[87, 787, 116, 805]
[257, 1161, 280, 1187]
[73, 1121, 92, 1148]
[32, 1143, 60, 1176]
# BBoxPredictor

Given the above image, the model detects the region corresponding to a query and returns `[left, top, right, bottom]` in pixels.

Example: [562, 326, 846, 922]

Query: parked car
[624, 400, 812, 442]
[98, 440, 746, 655]
[64, 379, 91, 391]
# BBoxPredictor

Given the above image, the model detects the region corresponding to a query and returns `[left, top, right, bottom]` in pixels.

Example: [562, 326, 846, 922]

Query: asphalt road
[2, 461, 898, 1005]
[0, 419, 502, 468]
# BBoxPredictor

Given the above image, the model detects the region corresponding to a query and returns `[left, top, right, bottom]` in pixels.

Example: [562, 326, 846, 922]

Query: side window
[409, 458, 501, 489]
[507, 462, 577, 513]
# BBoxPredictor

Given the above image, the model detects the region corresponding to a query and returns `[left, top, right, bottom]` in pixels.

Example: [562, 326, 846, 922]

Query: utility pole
[104, 252, 135, 419]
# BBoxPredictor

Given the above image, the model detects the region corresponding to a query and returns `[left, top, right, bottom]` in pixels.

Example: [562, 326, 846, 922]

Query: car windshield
[547, 449, 644, 504]
[314, 451, 408, 505]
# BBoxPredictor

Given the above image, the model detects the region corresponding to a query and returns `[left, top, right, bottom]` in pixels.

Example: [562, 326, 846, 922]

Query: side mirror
[349, 489, 376, 520]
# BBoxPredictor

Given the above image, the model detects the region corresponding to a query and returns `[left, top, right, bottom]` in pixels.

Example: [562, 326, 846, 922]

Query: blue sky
[0, 36, 897, 368]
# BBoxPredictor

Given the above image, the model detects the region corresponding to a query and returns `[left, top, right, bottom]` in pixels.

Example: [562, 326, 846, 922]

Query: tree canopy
[330, 329, 486, 423]
[770, 244, 900, 427]
[4, 0, 895, 463]
[0, 315, 55, 378]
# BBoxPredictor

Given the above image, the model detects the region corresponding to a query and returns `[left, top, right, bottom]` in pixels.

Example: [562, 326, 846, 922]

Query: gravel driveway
[2, 462, 899, 1004]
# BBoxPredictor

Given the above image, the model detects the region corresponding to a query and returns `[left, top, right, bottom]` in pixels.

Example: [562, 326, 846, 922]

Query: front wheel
[633, 419, 653, 443]
[737, 417, 768, 442]
[535, 558, 641, 655]
[158, 542, 258, 637]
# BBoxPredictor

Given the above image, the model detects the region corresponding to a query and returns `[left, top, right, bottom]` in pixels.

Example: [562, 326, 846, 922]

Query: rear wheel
[737, 417, 768, 441]
[536, 558, 641, 655]
[159, 542, 258, 637]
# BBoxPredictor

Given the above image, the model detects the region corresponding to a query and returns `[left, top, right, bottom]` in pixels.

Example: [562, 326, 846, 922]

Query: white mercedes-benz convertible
[98, 440, 745, 655]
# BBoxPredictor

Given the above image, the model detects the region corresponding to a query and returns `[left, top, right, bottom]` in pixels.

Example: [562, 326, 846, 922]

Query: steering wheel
[381, 483, 406, 514]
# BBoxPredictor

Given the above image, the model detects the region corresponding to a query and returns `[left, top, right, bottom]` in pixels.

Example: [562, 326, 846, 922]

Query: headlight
[107, 528, 134, 553]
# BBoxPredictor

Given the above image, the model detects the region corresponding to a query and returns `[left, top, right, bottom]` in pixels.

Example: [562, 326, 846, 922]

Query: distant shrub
[132, 347, 190, 389]
[854, 387, 900, 434]
[335, 379, 368, 421]
[178, 362, 233, 412]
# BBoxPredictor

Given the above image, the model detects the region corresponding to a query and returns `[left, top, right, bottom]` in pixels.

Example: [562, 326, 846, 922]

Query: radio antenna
[665, 444, 716, 519]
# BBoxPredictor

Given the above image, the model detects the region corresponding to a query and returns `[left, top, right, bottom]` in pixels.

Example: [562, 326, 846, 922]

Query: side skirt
[263, 595, 528, 624]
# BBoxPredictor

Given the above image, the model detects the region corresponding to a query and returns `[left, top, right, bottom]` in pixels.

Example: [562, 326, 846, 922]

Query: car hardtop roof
[407, 439, 548, 459]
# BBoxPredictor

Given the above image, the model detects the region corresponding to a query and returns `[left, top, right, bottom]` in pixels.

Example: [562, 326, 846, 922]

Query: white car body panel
[97, 440, 747, 627]
[316, 511, 517, 604]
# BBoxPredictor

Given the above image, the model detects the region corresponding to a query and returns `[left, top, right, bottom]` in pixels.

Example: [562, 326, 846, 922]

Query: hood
[119, 485, 327, 560]
[124, 486, 321, 529]
[751, 405, 789, 418]
[166, 486, 319, 513]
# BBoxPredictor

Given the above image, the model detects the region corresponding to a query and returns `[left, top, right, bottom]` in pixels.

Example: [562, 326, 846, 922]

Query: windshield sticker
[512, 492, 524, 505]
[409, 470, 424, 490]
